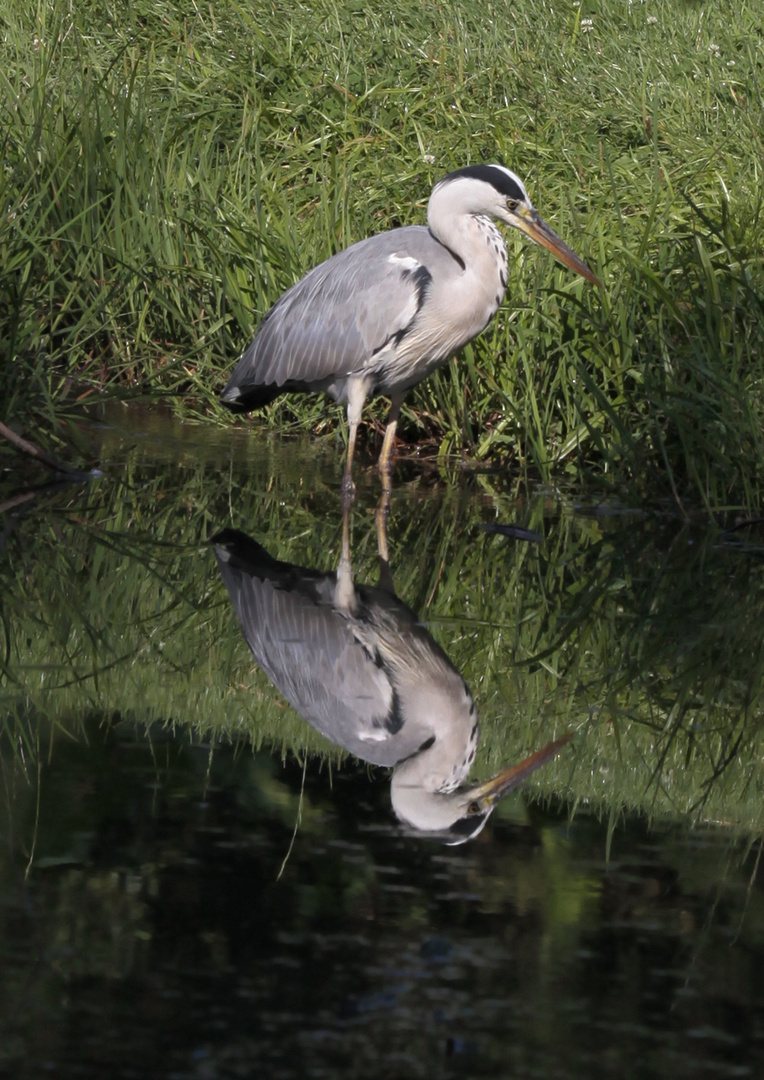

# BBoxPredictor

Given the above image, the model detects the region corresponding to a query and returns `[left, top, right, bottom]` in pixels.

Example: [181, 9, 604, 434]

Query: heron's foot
[340, 472, 356, 507]
[378, 406, 400, 492]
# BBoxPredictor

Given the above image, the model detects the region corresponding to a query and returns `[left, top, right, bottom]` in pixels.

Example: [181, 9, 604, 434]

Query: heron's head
[432, 164, 600, 285]
[391, 733, 573, 846]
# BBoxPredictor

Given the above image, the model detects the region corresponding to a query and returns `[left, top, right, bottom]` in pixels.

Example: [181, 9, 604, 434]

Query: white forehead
[436, 164, 532, 205]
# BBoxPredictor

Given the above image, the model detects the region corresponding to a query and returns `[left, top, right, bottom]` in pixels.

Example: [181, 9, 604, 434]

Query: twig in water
[0, 419, 99, 480]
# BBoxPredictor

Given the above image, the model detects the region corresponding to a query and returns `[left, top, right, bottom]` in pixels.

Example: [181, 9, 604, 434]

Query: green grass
[1, 0, 763, 507]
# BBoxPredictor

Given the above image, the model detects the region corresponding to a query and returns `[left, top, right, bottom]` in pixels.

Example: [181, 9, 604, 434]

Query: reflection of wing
[213, 528, 571, 846]
[220, 226, 435, 408]
[213, 529, 431, 766]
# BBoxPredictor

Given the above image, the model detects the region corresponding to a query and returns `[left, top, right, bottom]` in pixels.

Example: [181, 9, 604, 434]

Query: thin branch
[0, 419, 96, 479]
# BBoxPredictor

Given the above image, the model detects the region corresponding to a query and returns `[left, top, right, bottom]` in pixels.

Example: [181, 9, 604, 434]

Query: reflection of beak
[510, 207, 600, 286]
[469, 734, 573, 810]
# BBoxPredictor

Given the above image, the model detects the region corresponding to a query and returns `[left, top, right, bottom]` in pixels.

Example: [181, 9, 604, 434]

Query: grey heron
[212, 522, 572, 844]
[220, 164, 599, 494]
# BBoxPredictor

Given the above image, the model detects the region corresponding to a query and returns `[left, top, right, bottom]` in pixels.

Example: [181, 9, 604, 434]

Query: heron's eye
[507, 200, 518, 212]
[467, 801, 481, 815]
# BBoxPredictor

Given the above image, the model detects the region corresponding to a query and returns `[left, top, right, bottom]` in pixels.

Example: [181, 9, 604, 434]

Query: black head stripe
[440, 165, 525, 203]
[444, 813, 490, 843]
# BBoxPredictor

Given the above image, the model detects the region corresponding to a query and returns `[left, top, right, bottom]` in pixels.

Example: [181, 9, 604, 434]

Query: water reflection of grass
[2, 427, 763, 833]
[2, 1, 763, 507]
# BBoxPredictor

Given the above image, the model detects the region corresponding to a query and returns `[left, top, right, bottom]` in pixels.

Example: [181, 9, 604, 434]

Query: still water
[2, 405, 764, 1078]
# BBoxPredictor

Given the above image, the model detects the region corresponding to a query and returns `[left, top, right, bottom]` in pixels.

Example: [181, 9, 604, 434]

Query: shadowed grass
[1, 0, 763, 505]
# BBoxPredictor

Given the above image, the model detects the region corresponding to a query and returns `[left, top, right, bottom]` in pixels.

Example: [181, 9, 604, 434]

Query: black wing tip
[220, 383, 283, 412]
[210, 528, 275, 570]
[220, 378, 321, 412]
[211, 529, 333, 598]
[209, 526, 248, 546]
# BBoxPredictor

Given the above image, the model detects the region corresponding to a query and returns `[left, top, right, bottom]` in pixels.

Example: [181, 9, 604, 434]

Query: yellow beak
[511, 207, 600, 286]
[468, 734, 573, 810]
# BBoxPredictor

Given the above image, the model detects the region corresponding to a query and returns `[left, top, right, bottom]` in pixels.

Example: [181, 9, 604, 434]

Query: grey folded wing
[224, 226, 434, 394]
[215, 536, 412, 766]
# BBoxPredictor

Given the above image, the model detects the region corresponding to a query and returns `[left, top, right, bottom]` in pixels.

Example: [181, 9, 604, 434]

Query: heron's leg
[334, 501, 357, 613]
[375, 488, 391, 564]
[375, 488, 395, 595]
[378, 393, 404, 492]
[342, 419, 359, 502]
[342, 379, 368, 501]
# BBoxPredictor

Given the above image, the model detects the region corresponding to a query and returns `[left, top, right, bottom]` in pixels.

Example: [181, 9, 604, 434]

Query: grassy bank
[1, 0, 763, 506]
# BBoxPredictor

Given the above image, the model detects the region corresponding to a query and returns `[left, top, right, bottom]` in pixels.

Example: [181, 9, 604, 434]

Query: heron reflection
[212, 518, 570, 844]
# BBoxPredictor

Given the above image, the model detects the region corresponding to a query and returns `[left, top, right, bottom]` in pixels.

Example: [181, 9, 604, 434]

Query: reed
[1, 0, 762, 506]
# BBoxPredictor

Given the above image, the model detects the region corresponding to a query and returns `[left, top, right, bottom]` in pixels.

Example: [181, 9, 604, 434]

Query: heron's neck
[427, 195, 509, 288]
[390, 738, 476, 835]
[391, 714, 478, 798]
[387, 660, 480, 834]
[430, 206, 507, 311]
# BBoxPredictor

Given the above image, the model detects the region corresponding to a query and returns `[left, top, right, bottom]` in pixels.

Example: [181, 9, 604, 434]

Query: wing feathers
[221, 228, 434, 405]
[213, 531, 399, 756]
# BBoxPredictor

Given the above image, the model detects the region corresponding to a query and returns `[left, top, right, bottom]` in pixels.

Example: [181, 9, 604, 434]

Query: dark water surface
[2, 405, 764, 1078]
